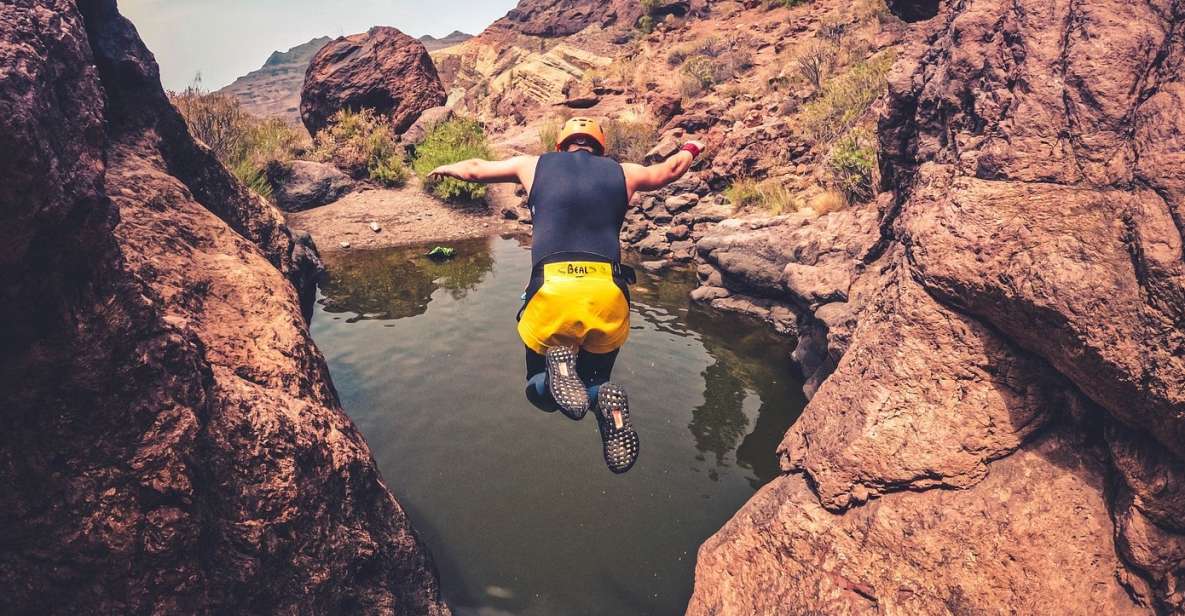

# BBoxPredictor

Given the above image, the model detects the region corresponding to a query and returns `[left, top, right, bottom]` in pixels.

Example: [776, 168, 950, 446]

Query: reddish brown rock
[300, 27, 446, 136]
[267, 160, 355, 212]
[492, 0, 697, 38]
[690, 0, 1185, 612]
[690, 429, 1144, 616]
[0, 1, 448, 614]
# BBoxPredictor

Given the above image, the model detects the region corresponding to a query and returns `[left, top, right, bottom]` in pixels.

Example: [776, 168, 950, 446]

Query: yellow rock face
[434, 39, 611, 109]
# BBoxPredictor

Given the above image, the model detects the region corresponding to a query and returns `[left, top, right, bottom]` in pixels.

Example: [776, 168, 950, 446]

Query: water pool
[311, 235, 805, 616]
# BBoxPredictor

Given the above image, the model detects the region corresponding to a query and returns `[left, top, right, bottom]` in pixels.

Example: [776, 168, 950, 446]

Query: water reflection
[319, 238, 495, 321]
[627, 260, 806, 488]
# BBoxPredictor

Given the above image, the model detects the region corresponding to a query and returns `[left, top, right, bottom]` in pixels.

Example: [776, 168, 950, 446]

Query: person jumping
[428, 117, 705, 473]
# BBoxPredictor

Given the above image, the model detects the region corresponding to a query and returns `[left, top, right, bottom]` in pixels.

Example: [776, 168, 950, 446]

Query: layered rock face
[301, 27, 447, 136]
[0, 1, 448, 614]
[689, 0, 1185, 613]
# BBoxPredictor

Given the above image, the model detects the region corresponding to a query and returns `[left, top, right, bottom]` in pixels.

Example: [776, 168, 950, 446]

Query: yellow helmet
[555, 117, 607, 154]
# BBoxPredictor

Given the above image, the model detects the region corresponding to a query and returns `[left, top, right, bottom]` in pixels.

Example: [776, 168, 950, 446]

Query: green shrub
[679, 73, 705, 98]
[725, 178, 796, 215]
[637, 14, 655, 33]
[799, 51, 894, 143]
[603, 117, 658, 163]
[768, 0, 812, 7]
[826, 129, 877, 204]
[231, 160, 274, 201]
[412, 117, 494, 202]
[369, 155, 410, 187]
[311, 108, 407, 186]
[682, 55, 717, 90]
[170, 86, 306, 199]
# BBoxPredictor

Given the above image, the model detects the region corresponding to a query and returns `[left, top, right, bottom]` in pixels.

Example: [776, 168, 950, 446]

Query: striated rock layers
[689, 0, 1185, 613]
[0, 1, 448, 614]
[301, 26, 446, 136]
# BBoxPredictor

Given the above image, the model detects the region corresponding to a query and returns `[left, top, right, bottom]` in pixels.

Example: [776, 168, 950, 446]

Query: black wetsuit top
[527, 151, 629, 266]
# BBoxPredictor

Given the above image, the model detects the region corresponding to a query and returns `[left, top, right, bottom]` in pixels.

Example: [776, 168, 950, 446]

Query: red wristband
[680, 142, 702, 158]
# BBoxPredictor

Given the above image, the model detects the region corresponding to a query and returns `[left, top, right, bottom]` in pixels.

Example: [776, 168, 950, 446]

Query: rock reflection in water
[626, 261, 805, 487]
[319, 238, 495, 321]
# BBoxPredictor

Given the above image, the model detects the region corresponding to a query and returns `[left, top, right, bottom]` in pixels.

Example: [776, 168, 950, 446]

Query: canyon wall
[689, 0, 1185, 613]
[0, 1, 448, 613]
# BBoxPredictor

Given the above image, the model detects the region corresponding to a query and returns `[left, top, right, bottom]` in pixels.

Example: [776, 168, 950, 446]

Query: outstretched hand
[427, 164, 458, 182]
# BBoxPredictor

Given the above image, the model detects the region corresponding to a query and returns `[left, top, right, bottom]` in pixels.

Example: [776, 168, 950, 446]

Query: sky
[120, 0, 520, 92]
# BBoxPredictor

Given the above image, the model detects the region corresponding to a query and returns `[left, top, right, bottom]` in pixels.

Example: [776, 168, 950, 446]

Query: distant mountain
[418, 30, 473, 51]
[219, 32, 470, 123]
[218, 37, 331, 124]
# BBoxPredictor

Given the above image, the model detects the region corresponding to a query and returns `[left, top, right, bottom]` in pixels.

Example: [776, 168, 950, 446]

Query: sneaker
[544, 345, 589, 420]
[594, 383, 639, 473]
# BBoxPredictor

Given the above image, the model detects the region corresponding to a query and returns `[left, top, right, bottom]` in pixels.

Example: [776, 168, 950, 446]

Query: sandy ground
[285, 178, 528, 251]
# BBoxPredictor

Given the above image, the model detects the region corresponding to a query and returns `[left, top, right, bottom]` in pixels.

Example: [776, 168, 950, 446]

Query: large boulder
[690, 0, 1185, 612]
[267, 160, 355, 212]
[301, 26, 446, 136]
[0, 1, 448, 614]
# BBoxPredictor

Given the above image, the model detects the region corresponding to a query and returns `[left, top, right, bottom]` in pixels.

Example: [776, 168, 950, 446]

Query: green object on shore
[425, 246, 456, 260]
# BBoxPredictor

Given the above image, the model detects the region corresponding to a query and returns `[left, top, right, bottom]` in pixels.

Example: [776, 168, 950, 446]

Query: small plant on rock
[681, 55, 718, 92]
[536, 116, 565, 155]
[637, 14, 656, 34]
[826, 129, 878, 204]
[800, 51, 894, 143]
[725, 178, 796, 215]
[795, 42, 837, 93]
[413, 117, 494, 202]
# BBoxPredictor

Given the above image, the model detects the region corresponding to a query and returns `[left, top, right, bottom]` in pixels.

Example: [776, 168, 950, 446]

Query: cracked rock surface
[0, 2, 448, 614]
[689, 0, 1185, 613]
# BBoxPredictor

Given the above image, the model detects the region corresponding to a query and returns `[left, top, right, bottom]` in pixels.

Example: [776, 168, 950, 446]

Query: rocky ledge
[0, 1, 448, 613]
[688, 0, 1185, 613]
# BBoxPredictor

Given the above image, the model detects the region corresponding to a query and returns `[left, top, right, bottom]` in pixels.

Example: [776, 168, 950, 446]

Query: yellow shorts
[517, 261, 631, 354]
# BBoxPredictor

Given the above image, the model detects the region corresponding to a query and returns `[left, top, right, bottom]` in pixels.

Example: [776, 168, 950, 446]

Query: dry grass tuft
[170, 85, 308, 199]
[726, 178, 798, 215]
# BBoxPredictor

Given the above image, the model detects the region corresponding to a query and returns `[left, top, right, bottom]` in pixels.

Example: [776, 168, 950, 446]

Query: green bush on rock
[800, 51, 894, 143]
[413, 117, 494, 202]
[826, 129, 877, 204]
[311, 108, 408, 187]
[725, 178, 796, 215]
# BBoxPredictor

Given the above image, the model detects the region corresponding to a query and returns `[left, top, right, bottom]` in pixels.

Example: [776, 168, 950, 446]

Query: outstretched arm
[620, 140, 705, 201]
[428, 155, 538, 189]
